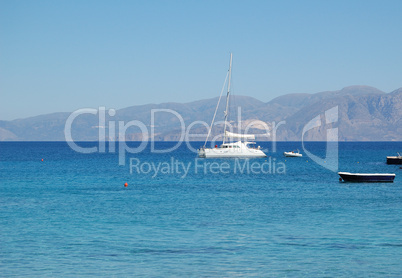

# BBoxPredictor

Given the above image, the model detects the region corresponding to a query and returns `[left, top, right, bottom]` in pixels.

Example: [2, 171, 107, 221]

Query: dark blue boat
[387, 153, 402, 165]
[338, 172, 395, 183]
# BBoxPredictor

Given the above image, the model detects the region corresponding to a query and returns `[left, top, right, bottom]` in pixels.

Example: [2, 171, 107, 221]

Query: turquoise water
[1, 142, 401, 276]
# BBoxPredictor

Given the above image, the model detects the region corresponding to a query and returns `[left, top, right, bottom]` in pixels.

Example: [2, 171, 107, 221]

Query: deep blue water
[1, 141, 401, 277]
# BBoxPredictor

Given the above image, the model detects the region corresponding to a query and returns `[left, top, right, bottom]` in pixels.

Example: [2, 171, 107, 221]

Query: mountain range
[1, 85, 401, 141]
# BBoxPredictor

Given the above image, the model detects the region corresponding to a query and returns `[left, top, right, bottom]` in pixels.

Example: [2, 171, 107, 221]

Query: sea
[1, 141, 401, 277]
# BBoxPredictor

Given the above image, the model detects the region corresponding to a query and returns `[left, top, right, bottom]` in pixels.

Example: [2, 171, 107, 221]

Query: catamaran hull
[198, 148, 267, 158]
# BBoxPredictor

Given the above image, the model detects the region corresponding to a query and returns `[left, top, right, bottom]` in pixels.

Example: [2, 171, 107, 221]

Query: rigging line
[231, 83, 238, 134]
[222, 53, 233, 144]
[203, 71, 229, 147]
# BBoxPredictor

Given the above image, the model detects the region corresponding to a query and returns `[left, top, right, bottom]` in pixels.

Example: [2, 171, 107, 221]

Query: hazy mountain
[277, 87, 401, 141]
[0, 85, 401, 141]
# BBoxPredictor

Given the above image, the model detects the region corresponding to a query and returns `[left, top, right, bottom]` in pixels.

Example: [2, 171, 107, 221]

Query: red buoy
[124, 182, 128, 187]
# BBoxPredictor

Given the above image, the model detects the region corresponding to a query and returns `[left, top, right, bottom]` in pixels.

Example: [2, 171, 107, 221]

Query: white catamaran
[198, 54, 267, 158]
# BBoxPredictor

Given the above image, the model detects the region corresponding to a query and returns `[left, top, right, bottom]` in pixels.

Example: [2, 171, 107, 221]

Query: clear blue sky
[1, 0, 401, 120]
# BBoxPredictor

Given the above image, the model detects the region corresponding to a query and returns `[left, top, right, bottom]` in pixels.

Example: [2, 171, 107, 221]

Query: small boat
[387, 153, 402, 165]
[338, 172, 395, 183]
[283, 150, 302, 157]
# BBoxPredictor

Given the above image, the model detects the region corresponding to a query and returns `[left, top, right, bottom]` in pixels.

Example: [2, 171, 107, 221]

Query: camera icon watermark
[302, 106, 339, 172]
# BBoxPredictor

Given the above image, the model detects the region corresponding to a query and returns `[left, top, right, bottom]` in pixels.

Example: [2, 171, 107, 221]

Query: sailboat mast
[223, 53, 232, 144]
